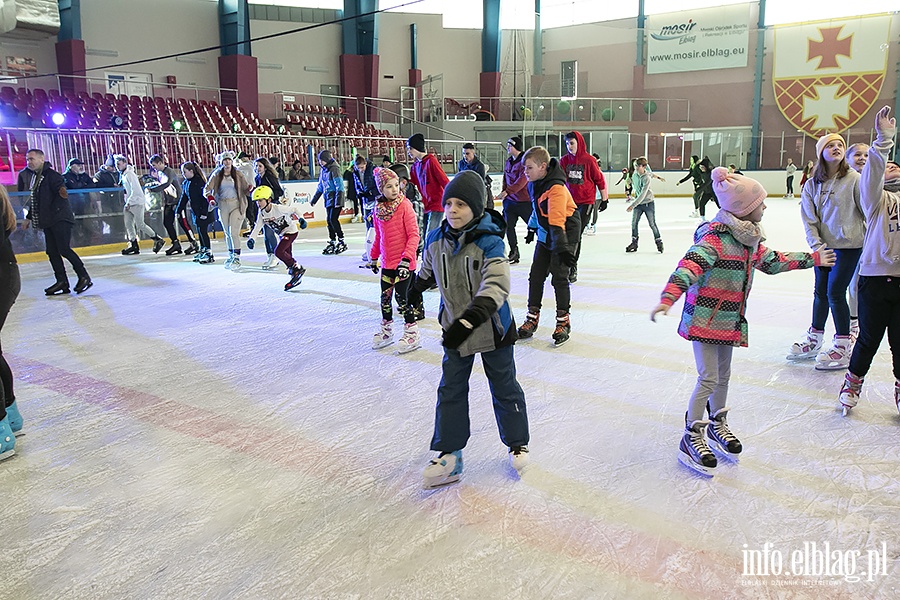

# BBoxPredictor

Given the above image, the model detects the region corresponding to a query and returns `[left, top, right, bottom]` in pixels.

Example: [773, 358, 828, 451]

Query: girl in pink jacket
[368, 167, 421, 353]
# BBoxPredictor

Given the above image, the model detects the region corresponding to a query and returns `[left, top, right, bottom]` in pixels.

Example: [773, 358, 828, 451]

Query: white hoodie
[120, 165, 146, 207]
[857, 132, 900, 277]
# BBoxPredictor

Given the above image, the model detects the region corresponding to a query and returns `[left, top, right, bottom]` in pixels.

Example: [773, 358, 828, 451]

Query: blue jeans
[631, 202, 661, 240]
[431, 344, 529, 452]
[811, 248, 862, 336]
[424, 210, 444, 240]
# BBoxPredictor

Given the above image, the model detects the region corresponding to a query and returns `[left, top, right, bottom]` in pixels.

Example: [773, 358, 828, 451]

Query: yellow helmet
[252, 185, 274, 202]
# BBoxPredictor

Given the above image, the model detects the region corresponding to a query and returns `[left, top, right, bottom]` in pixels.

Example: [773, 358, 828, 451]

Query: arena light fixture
[51, 112, 66, 126]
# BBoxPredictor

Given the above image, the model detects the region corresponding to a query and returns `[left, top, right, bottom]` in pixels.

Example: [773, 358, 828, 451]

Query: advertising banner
[646, 5, 750, 75]
[773, 15, 891, 138]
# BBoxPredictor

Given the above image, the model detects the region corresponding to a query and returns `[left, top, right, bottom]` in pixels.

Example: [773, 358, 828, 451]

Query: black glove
[246, 237, 255, 250]
[599, 200, 608, 212]
[558, 251, 577, 268]
[366, 260, 379, 273]
[407, 285, 424, 311]
[442, 318, 476, 350]
[525, 229, 536, 244]
[397, 257, 411, 280]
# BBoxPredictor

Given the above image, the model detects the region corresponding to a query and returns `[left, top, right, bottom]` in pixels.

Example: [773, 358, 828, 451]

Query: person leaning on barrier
[93, 155, 119, 188]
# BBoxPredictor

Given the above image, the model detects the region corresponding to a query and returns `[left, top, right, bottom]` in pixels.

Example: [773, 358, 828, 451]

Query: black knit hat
[317, 150, 333, 162]
[508, 136, 523, 152]
[407, 133, 426, 153]
[443, 171, 485, 220]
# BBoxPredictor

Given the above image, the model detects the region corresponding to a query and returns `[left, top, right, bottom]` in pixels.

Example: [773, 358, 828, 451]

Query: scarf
[885, 179, 900, 193]
[714, 208, 765, 253]
[375, 195, 403, 222]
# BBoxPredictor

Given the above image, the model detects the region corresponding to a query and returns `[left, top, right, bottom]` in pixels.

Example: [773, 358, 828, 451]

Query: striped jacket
[660, 220, 816, 347]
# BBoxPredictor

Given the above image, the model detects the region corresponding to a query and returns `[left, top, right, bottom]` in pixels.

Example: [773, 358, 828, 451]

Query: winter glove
[442, 318, 476, 350]
[206, 194, 216, 206]
[246, 237, 255, 250]
[525, 229, 536, 244]
[558, 251, 577, 268]
[397, 258, 411, 280]
[298, 217, 308, 229]
[366, 260, 379, 273]
[406, 285, 424, 313]
[599, 200, 608, 212]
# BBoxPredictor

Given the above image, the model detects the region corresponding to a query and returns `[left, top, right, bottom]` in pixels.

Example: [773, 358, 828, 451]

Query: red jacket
[558, 131, 606, 206]
[370, 195, 420, 271]
[410, 153, 449, 213]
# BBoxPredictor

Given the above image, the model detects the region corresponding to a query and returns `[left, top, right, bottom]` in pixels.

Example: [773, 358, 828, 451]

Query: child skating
[837, 106, 900, 416]
[652, 167, 834, 475]
[516, 146, 580, 347]
[626, 157, 663, 253]
[246, 185, 308, 291]
[406, 171, 528, 488]
[367, 167, 421, 353]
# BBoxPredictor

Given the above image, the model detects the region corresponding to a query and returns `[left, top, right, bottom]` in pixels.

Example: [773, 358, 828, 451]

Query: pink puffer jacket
[371, 195, 420, 270]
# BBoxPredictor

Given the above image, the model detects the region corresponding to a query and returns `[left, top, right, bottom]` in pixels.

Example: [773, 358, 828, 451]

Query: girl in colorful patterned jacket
[651, 167, 835, 476]
[367, 167, 421, 354]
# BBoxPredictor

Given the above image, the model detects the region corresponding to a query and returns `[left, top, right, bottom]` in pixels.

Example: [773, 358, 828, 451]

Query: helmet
[252, 185, 274, 202]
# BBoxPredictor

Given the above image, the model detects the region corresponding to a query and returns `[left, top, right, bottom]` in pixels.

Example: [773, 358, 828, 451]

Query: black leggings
[193, 212, 212, 249]
[503, 199, 533, 251]
[849, 276, 900, 380]
[380, 269, 414, 323]
[0, 263, 20, 420]
[326, 205, 344, 240]
[163, 205, 179, 242]
[174, 198, 196, 243]
[698, 192, 718, 218]
[527, 242, 570, 314]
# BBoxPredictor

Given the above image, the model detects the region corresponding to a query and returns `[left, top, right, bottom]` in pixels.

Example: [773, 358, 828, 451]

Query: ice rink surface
[2, 196, 899, 600]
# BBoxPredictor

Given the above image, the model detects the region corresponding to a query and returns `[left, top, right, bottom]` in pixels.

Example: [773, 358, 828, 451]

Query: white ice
[2, 197, 899, 599]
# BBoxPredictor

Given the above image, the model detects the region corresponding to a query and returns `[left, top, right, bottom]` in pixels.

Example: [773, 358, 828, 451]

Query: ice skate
[838, 372, 863, 417]
[6, 401, 22, 436]
[184, 241, 198, 255]
[585, 224, 596, 236]
[262, 254, 277, 270]
[372, 319, 394, 349]
[517, 310, 539, 340]
[44, 281, 69, 295]
[284, 265, 306, 291]
[689, 209, 699, 218]
[655, 238, 664, 254]
[0, 416, 15, 462]
[678, 418, 716, 475]
[706, 407, 742, 458]
[197, 250, 215, 264]
[397, 322, 421, 354]
[895, 380, 900, 417]
[508, 247, 520, 265]
[786, 327, 823, 360]
[552, 313, 571, 347]
[223, 254, 235, 270]
[508, 446, 529, 472]
[230, 256, 242, 271]
[567, 266, 577, 284]
[422, 450, 463, 489]
[121, 240, 139, 255]
[334, 239, 348, 254]
[625, 237, 638, 253]
[152, 237, 165, 253]
[322, 240, 336, 255]
[164, 240, 183, 255]
[74, 276, 93, 294]
[815, 335, 851, 371]
[192, 248, 206, 262]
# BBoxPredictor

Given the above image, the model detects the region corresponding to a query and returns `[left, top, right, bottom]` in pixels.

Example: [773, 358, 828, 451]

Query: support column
[57, 0, 86, 95]
[341, 0, 379, 122]
[481, 0, 501, 117]
[340, 54, 379, 122]
[632, 0, 645, 101]
[748, 0, 767, 169]
[218, 54, 258, 114]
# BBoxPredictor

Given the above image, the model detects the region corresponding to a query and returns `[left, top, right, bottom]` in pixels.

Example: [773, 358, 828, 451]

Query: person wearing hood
[558, 131, 607, 283]
[18, 149, 92, 295]
[115, 154, 165, 256]
[407, 133, 450, 239]
[310, 150, 347, 255]
[517, 146, 581, 347]
[406, 170, 529, 489]
[837, 106, 900, 417]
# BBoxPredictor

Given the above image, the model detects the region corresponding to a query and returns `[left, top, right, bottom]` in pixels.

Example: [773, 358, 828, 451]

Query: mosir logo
[651, 20, 698, 41]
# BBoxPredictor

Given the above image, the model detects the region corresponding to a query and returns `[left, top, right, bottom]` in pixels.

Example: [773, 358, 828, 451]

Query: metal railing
[444, 96, 691, 123]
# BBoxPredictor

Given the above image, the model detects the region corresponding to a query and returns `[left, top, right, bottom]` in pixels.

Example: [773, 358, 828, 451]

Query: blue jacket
[312, 159, 345, 208]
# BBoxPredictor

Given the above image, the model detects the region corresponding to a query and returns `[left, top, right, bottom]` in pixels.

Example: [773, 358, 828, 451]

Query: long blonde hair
[1, 186, 15, 233]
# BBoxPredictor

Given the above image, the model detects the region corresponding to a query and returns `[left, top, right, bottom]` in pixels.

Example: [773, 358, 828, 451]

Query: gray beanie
[318, 150, 333, 163]
[443, 171, 485, 220]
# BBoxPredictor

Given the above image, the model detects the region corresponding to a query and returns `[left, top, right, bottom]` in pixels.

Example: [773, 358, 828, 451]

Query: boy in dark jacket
[517, 146, 580, 347]
[18, 149, 92, 295]
[407, 171, 529, 488]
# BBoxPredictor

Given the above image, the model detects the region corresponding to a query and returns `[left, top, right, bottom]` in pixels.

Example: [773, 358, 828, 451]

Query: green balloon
[556, 100, 571, 114]
[601, 108, 615, 121]
[643, 100, 658, 115]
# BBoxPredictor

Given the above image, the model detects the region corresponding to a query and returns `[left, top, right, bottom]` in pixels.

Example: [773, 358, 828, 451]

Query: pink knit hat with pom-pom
[711, 166, 766, 217]
[374, 166, 399, 191]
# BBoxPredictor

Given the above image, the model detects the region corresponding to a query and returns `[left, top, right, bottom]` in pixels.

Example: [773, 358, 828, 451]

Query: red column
[218, 54, 259, 115]
[55, 39, 87, 95]
[340, 54, 379, 122]
[480, 71, 501, 120]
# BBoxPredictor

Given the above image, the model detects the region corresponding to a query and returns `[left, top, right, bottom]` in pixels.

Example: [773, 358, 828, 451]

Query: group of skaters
[4, 109, 900, 486]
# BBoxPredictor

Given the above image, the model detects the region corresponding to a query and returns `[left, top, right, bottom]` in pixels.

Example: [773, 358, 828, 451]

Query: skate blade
[841, 405, 853, 417]
[372, 340, 395, 350]
[422, 473, 460, 489]
[785, 353, 817, 361]
[552, 338, 569, 348]
[815, 362, 847, 371]
[0, 448, 15, 462]
[677, 452, 715, 477]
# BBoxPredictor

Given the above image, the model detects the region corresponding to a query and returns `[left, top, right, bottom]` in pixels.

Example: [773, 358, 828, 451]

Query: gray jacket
[857, 132, 900, 276]
[799, 169, 864, 249]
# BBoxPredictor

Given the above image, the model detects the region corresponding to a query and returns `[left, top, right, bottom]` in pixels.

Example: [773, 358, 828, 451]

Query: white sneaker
[397, 322, 421, 354]
[422, 450, 463, 489]
[372, 319, 394, 349]
[815, 335, 852, 371]
[263, 254, 277, 269]
[786, 327, 824, 360]
[508, 446, 529, 471]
